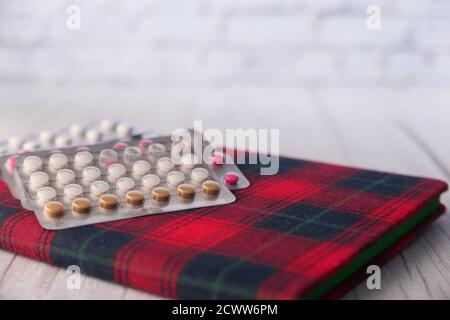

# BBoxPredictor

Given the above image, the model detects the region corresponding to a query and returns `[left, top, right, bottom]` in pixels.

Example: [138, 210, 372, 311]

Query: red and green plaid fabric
[0, 156, 447, 299]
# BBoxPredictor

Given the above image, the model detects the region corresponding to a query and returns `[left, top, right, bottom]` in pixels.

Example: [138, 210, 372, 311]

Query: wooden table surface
[0, 88, 449, 299]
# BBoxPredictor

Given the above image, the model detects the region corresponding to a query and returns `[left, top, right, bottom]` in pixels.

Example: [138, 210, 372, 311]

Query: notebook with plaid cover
[0, 156, 447, 299]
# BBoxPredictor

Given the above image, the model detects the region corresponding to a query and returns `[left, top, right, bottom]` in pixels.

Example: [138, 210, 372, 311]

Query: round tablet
[99, 194, 119, 210]
[116, 177, 136, 193]
[55, 135, 72, 148]
[181, 153, 200, 169]
[44, 201, 65, 220]
[132, 160, 151, 176]
[64, 184, 83, 200]
[126, 190, 145, 206]
[167, 171, 185, 186]
[224, 172, 239, 186]
[99, 149, 119, 167]
[82, 166, 102, 182]
[22, 141, 39, 152]
[152, 187, 170, 202]
[9, 137, 24, 151]
[74, 151, 93, 169]
[72, 198, 91, 214]
[86, 130, 103, 144]
[37, 187, 57, 206]
[70, 124, 85, 137]
[116, 123, 133, 139]
[147, 143, 166, 156]
[39, 130, 55, 144]
[124, 146, 142, 163]
[49, 153, 68, 170]
[157, 157, 175, 173]
[23, 155, 43, 175]
[56, 169, 75, 186]
[177, 184, 196, 199]
[90, 180, 110, 196]
[108, 163, 127, 180]
[202, 180, 221, 196]
[191, 168, 209, 183]
[100, 119, 116, 133]
[29, 172, 49, 191]
[142, 174, 160, 190]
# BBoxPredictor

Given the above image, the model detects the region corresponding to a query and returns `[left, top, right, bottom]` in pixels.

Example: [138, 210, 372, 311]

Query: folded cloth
[0, 157, 447, 299]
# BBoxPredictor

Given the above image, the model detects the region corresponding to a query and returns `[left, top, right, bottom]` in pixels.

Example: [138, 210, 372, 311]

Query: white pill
[64, 184, 83, 199]
[8, 137, 24, 151]
[90, 180, 110, 196]
[74, 151, 93, 169]
[37, 187, 57, 206]
[70, 124, 85, 137]
[49, 153, 68, 170]
[39, 130, 55, 144]
[29, 172, 49, 191]
[116, 177, 136, 193]
[56, 169, 75, 186]
[157, 157, 175, 173]
[100, 119, 116, 133]
[99, 149, 119, 167]
[142, 174, 160, 190]
[148, 143, 166, 155]
[86, 130, 103, 144]
[167, 171, 185, 186]
[181, 153, 200, 168]
[108, 163, 127, 180]
[0, 149, 6, 157]
[116, 123, 133, 139]
[82, 166, 102, 182]
[23, 156, 43, 175]
[132, 160, 151, 176]
[22, 141, 40, 152]
[191, 167, 209, 183]
[55, 136, 72, 148]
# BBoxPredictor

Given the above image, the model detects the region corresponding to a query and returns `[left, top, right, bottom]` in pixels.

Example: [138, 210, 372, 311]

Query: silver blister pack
[3, 130, 249, 230]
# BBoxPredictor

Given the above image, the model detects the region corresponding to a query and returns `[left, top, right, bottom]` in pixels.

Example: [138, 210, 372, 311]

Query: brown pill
[126, 190, 145, 206]
[202, 180, 221, 196]
[177, 184, 196, 199]
[99, 194, 119, 210]
[72, 198, 92, 214]
[152, 187, 171, 202]
[44, 201, 65, 220]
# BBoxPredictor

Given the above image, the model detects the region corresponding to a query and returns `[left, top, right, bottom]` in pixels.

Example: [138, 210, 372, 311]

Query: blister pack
[2, 130, 249, 230]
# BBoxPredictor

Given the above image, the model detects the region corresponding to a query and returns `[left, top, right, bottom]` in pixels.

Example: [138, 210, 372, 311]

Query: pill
[99, 149, 119, 167]
[29, 172, 50, 191]
[90, 180, 110, 196]
[132, 160, 151, 176]
[167, 171, 185, 186]
[138, 139, 152, 153]
[8, 137, 24, 151]
[0, 149, 6, 157]
[100, 119, 116, 133]
[72, 198, 92, 215]
[177, 184, 196, 199]
[23, 155, 43, 175]
[64, 184, 83, 200]
[211, 154, 225, 166]
[6, 156, 17, 172]
[124, 146, 142, 163]
[44, 201, 65, 220]
[126, 190, 145, 206]
[202, 180, 221, 196]
[74, 151, 93, 169]
[142, 174, 160, 190]
[86, 130, 103, 144]
[55, 136, 72, 148]
[181, 153, 200, 169]
[224, 172, 239, 186]
[37, 187, 57, 206]
[99, 194, 119, 210]
[113, 143, 128, 149]
[116, 177, 136, 193]
[116, 123, 133, 139]
[191, 168, 209, 183]
[49, 153, 68, 171]
[147, 143, 167, 162]
[152, 187, 171, 202]
[22, 141, 39, 152]
[39, 130, 55, 144]
[82, 166, 102, 182]
[157, 157, 175, 173]
[108, 163, 127, 181]
[70, 124, 85, 137]
[56, 169, 76, 186]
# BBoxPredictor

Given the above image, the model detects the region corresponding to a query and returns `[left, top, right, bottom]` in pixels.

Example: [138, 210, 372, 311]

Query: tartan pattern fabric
[0, 157, 447, 299]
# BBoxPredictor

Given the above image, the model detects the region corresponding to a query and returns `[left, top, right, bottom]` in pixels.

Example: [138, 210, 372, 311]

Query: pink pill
[225, 172, 239, 186]
[138, 139, 152, 153]
[211, 154, 225, 166]
[7, 156, 17, 172]
[113, 143, 128, 149]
